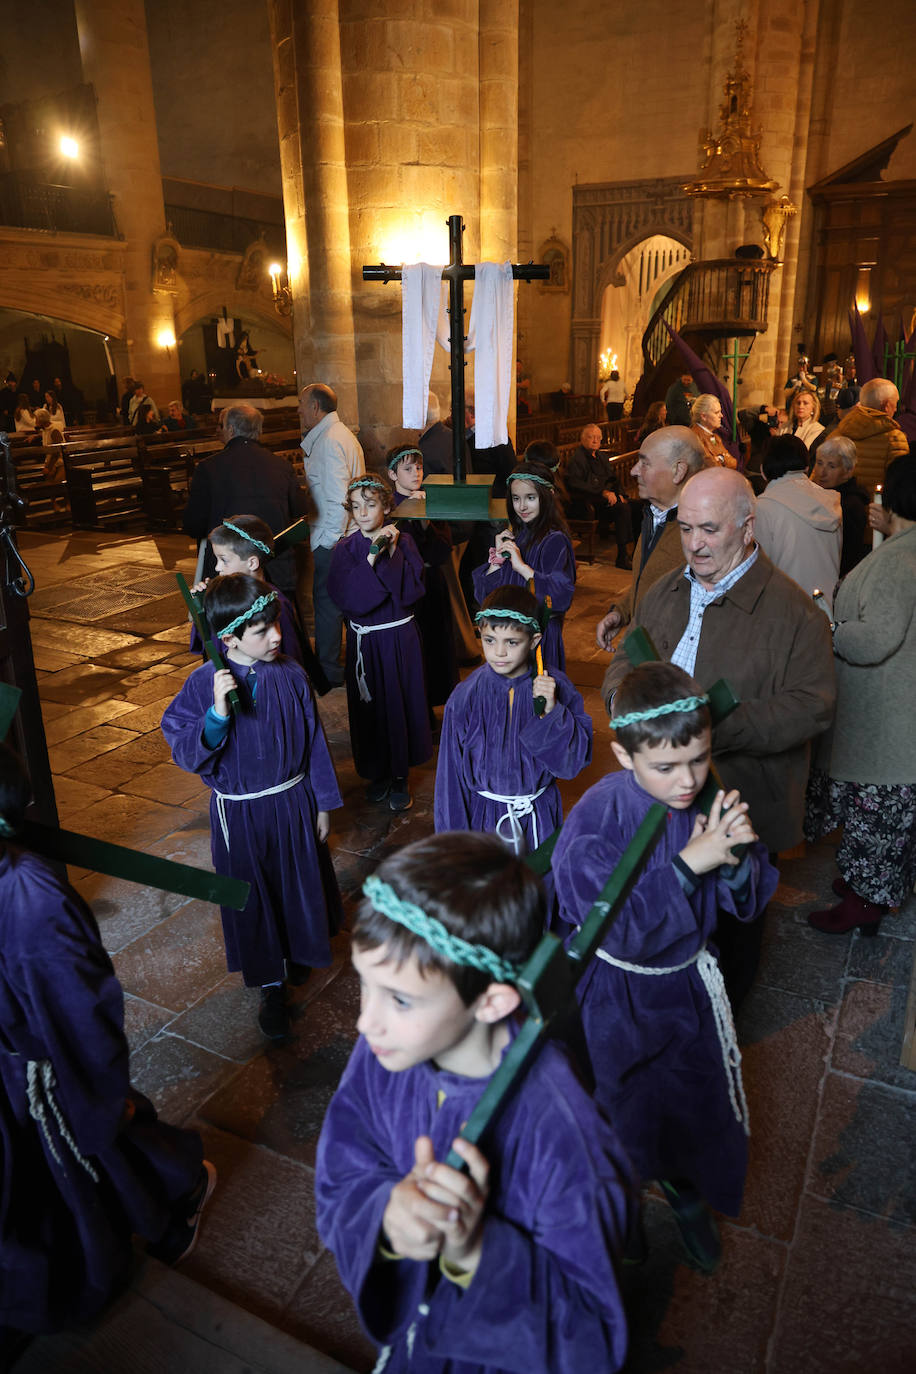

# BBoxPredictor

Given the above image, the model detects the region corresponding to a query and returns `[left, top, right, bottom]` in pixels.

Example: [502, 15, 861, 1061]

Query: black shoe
[287, 961, 312, 987]
[389, 778, 413, 812]
[366, 777, 392, 803]
[659, 1180, 721, 1273]
[146, 1161, 217, 1265]
[615, 555, 633, 570]
[258, 984, 290, 1039]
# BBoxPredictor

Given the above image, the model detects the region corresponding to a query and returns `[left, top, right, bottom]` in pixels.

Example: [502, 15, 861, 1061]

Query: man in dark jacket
[565, 422, 633, 568]
[183, 403, 308, 596]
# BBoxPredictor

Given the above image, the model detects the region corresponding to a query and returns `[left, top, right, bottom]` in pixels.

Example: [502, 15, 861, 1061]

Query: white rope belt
[594, 943, 750, 1134]
[27, 1059, 100, 1181]
[348, 615, 414, 702]
[215, 772, 305, 851]
[477, 785, 548, 855]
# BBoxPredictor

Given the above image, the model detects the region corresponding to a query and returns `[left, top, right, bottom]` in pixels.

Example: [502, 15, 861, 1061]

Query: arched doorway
[0, 307, 115, 418]
[599, 235, 691, 397]
[177, 308, 295, 396]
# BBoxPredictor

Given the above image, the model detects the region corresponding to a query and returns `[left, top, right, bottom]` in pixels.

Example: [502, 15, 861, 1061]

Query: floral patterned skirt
[804, 769, 916, 907]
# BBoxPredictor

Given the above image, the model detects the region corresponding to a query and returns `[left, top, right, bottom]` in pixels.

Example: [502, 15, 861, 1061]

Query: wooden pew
[64, 445, 145, 528]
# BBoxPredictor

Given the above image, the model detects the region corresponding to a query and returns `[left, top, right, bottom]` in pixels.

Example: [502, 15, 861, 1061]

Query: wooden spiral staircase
[636, 257, 778, 409]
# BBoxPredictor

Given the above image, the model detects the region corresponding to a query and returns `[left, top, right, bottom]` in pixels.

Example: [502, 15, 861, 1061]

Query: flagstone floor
[17, 525, 916, 1374]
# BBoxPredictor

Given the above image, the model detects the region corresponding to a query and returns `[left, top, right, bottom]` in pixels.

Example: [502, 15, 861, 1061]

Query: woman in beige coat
[805, 453, 916, 934]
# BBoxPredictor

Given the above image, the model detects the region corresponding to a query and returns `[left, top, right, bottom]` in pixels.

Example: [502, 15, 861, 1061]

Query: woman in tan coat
[690, 394, 737, 468]
[805, 453, 916, 935]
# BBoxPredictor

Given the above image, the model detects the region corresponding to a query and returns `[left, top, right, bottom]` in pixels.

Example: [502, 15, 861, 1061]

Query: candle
[873, 485, 884, 548]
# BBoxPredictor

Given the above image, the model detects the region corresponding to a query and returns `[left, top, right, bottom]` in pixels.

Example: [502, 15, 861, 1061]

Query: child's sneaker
[147, 1160, 217, 1265]
[659, 1179, 721, 1273]
[389, 778, 412, 812]
[258, 984, 290, 1039]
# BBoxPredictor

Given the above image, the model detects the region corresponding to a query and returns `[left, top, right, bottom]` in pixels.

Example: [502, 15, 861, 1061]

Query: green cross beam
[176, 572, 240, 715]
[0, 681, 248, 909]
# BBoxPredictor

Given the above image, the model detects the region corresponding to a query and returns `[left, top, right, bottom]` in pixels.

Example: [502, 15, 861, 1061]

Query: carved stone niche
[152, 232, 180, 295]
[237, 236, 269, 293]
[538, 235, 569, 293]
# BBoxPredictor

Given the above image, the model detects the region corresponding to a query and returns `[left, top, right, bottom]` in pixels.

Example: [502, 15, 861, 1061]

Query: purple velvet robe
[315, 1033, 634, 1373]
[327, 527, 433, 780]
[0, 848, 202, 1333]
[434, 663, 592, 856]
[190, 585, 305, 668]
[471, 528, 576, 671]
[394, 492, 459, 708]
[552, 771, 778, 1215]
[160, 655, 343, 985]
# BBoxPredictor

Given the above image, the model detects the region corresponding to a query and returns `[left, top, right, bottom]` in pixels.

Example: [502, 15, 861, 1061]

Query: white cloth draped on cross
[401, 260, 514, 448]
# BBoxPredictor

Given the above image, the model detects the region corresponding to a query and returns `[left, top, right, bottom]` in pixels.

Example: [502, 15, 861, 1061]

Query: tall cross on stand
[362, 213, 549, 519]
[721, 337, 751, 445]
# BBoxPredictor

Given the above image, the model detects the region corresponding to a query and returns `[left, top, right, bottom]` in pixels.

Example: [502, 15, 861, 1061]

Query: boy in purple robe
[387, 444, 459, 714]
[0, 744, 214, 1354]
[190, 513, 325, 685]
[328, 472, 432, 813]
[471, 461, 576, 671]
[315, 832, 635, 1373]
[435, 585, 592, 856]
[161, 573, 343, 1040]
[552, 663, 778, 1270]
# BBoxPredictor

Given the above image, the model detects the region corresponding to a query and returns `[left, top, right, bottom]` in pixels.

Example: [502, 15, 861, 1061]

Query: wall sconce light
[269, 262, 292, 317]
[156, 327, 176, 357]
[60, 135, 79, 159]
[854, 266, 872, 315]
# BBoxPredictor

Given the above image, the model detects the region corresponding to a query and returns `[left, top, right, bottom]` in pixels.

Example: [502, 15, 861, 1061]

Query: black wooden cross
[362, 213, 549, 519]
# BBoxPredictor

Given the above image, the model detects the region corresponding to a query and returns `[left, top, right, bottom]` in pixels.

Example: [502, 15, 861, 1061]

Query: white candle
[873, 485, 884, 548]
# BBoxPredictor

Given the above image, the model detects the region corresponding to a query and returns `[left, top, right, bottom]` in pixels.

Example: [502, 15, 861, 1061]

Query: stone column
[268, 0, 358, 423]
[479, 0, 519, 442]
[73, 0, 179, 404]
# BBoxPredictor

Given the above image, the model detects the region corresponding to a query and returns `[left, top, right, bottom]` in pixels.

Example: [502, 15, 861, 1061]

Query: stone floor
[15, 525, 916, 1374]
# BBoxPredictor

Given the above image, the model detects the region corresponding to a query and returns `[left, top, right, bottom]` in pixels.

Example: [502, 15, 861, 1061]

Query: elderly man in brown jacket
[602, 468, 836, 1003]
[595, 426, 706, 649]
[830, 377, 908, 492]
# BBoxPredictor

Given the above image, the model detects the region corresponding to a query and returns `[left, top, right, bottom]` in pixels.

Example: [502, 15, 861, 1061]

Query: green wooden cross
[883, 339, 916, 394]
[176, 572, 239, 715]
[0, 681, 248, 909]
[721, 337, 751, 444]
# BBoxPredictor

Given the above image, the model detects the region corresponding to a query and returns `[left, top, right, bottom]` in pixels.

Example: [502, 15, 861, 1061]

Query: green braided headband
[474, 608, 541, 634]
[362, 874, 521, 983]
[221, 520, 272, 556]
[217, 590, 279, 638]
[0, 815, 17, 839]
[348, 476, 389, 494]
[611, 694, 709, 729]
[507, 470, 554, 490]
[386, 446, 423, 469]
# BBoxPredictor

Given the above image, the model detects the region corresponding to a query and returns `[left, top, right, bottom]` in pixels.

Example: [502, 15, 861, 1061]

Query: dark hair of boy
[0, 743, 30, 833]
[611, 662, 711, 754]
[522, 439, 560, 471]
[504, 461, 570, 544]
[353, 832, 545, 1005]
[208, 514, 275, 562]
[343, 472, 394, 512]
[477, 584, 540, 637]
[204, 572, 281, 637]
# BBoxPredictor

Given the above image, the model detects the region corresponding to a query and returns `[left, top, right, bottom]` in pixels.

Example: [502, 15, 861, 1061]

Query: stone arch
[597, 233, 693, 395]
[174, 290, 291, 340]
[570, 177, 694, 393]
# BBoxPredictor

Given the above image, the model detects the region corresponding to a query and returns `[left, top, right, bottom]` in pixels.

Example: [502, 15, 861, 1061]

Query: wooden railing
[642, 258, 777, 373]
[0, 174, 117, 237]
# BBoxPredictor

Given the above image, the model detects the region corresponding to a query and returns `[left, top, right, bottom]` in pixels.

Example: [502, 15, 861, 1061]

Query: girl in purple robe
[387, 445, 459, 714]
[315, 832, 634, 1373]
[0, 744, 213, 1353]
[190, 513, 326, 686]
[328, 473, 432, 813]
[161, 573, 343, 1041]
[472, 460, 576, 671]
[435, 585, 592, 857]
[552, 663, 778, 1271]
